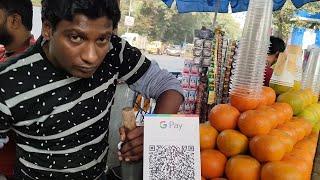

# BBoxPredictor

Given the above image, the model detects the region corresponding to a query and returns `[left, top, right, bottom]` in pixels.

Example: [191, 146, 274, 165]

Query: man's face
[267, 54, 277, 67]
[0, 9, 13, 46]
[44, 14, 113, 78]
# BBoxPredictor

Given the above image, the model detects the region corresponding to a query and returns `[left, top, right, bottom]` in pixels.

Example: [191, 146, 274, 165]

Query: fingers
[126, 126, 143, 140]
[119, 149, 143, 162]
[124, 152, 143, 162]
[118, 126, 144, 162]
[119, 127, 126, 141]
[120, 136, 143, 154]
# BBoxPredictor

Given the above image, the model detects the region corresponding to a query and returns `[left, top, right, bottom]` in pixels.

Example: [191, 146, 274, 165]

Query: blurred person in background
[0, 0, 34, 179]
[264, 36, 286, 86]
[0, 0, 35, 63]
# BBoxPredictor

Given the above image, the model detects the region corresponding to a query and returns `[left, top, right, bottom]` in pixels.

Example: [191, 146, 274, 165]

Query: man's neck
[42, 42, 61, 69]
[5, 31, 32, 52]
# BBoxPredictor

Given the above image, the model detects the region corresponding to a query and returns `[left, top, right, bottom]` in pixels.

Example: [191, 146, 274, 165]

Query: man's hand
[118, 126, 143, 162]
[0, 136, 9, 149]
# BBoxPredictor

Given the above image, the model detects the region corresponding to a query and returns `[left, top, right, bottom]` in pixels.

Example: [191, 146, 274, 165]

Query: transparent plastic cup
[230, 0, 273, 97]
[302, 49, 320, 95]
[229, 89, 262, 99]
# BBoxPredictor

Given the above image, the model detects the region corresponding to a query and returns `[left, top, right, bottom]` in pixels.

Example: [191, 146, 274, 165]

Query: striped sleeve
[0, 95, 12, 140]
[118, 38, 151, 85]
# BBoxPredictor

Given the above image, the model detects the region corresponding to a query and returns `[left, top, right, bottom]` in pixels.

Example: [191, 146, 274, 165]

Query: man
[264, 36, 286, 86]
[0, 0, 34, 178]
[0, 0, 35, 63]
[0, 0, 184, 179]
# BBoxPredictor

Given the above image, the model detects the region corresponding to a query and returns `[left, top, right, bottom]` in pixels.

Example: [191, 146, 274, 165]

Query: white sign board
[143, 115, 201, 180]
[124, 16, 135, 27]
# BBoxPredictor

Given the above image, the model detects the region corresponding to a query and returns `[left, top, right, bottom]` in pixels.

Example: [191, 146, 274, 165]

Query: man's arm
[154, 90, 183, 114]
[114, 36, 184, 161]
[128, 61, 184, 112]
[119, 61, 184, 162]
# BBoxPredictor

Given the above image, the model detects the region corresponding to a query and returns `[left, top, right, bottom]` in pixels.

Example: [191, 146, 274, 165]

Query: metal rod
[127, 0, 133, 33]
[212, 0, 221, 30]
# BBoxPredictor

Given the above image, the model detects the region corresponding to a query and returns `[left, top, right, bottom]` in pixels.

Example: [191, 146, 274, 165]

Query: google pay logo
[160, 121, 167, 129]
[160, 121, 182, 130]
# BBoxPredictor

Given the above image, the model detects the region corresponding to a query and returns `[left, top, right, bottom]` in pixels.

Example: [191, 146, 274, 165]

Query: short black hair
[0, 0, 33, 31]
[269, 36, 286, 55]
[41, 0, 121, 30]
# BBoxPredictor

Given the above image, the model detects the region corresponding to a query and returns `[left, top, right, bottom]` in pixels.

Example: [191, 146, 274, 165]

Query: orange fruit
[276, 124, 299, 143]
[291, 117, 313, 137]
[294, 140, 316, 154]
[268, 129, 294, 153]
[202, 177, 206, 180]
[282, 155, 310, 178]
[272, 103, 293, 123]
[289, 149, 314, 163]
[208, 104, 240, 131]
[209, 178, 227, 180]
[201, 149, 227, 179]
[287, 138, 316, 179]
[259, 86, 276, 106]
[277, 122, 306, 142]
[261, 161, 305, 180]
[230, 94, 260, 112]
[238, 110, 273, 137]
[256, 106, 279, 128]
[225, 155, 261, 180]
[217, 130, 248, 157]
[249, 135, 286, 162]
[200, 123, 219, 150]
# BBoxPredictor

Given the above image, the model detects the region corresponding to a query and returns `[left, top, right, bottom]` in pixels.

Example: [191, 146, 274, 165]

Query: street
[146, 54, 184, 73]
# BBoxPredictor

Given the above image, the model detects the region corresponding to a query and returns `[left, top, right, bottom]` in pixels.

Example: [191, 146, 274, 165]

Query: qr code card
[143, 115, 201, 180]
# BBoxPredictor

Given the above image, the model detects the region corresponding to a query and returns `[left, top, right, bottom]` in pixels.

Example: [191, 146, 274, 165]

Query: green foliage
[273, 1, 320, 40]
[31, 0, 41, 6]
[118, 0, 240, 44]
[32, 0, 319, 43]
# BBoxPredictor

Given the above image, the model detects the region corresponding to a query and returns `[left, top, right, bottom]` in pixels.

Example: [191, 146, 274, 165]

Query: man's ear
[6, 13, 22, 30]
[42, 20, 53, 40]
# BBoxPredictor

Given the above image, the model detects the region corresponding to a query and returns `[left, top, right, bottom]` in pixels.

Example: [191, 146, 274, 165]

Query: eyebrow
[63, 28, 112, 37]
[104, 21, 113, 29]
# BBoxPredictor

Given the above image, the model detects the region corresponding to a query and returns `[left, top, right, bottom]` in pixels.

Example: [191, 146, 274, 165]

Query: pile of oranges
[200, 86, 319, 180]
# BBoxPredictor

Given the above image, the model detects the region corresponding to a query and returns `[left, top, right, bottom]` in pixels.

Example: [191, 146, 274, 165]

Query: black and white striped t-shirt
[0, 35, 151, 180]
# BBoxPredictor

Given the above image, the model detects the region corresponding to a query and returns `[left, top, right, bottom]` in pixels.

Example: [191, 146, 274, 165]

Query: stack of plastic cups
[230, 0, 273, 99]
[301, 48, 320, 98]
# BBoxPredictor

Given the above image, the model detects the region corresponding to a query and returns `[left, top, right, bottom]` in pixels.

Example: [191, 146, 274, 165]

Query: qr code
[148, 145, 195, 180]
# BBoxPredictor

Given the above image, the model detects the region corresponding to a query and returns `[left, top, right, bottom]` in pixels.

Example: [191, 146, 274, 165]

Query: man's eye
[97, 38, 108, 44]
[70, 35, 83, 43]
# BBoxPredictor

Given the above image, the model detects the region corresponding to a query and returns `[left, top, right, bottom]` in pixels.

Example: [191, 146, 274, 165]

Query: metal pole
[128, 0, 132, 16]
[212, 0, 221, 30]
[126, 0, 133, 33]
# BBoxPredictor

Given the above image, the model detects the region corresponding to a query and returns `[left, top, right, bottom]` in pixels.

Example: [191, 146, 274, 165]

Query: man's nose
[81, 43, 98, 64]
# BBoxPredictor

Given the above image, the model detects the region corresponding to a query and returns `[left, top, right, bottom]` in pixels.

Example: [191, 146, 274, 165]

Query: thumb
[119, 127, 126, 141]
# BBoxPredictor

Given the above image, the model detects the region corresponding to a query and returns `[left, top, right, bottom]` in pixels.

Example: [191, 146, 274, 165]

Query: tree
[216, 14, 242, 40]
[273, 1, 320, 41]
[118, 0, 240, 44]
[31, 0, 41, 6]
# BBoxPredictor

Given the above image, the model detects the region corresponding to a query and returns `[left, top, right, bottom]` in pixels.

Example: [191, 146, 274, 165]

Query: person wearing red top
[0, 0, 35, 63]
[264, 36, 286, 86]
[0, 0, 34, 179]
